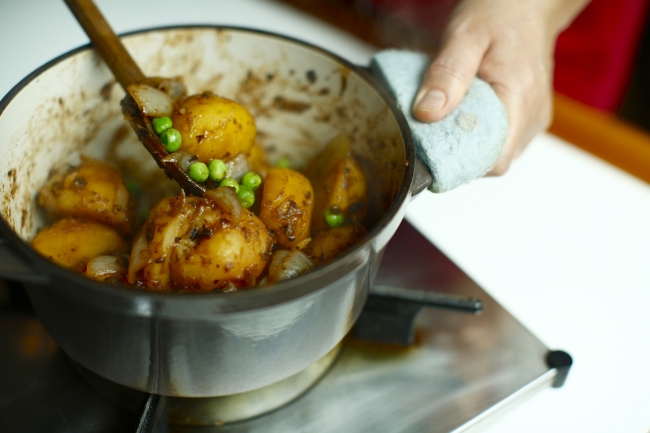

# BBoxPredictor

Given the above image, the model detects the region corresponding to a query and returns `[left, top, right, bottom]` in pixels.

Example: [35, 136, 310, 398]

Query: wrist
[542, 0, 592, 35]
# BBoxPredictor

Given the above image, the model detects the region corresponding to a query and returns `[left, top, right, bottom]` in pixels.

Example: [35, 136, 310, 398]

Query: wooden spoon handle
[64, 0, 145, 89]
[64, 0, 207, 197]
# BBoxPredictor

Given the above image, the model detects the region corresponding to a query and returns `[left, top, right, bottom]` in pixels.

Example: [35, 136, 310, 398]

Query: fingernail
[414, 89, 446, 113]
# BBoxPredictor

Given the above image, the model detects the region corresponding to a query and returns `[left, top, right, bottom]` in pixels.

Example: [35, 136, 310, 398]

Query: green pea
[188, 162, 209, 183]
[219, 177, 240, 193]
[124, 179, 142, 197]
[160, 128, 182, 153]
[275, 157, 291, 169]
[208, 159, 227, 182]
[238, 185, 255, 209]
[151, 116, 173, 135]
[241, 171, 262, 191]
[324, 207, 344, 228]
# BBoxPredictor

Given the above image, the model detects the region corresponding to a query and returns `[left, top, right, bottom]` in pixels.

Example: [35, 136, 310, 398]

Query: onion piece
[128, 232, 150, 284]
[157, 78, 186, 99]
[268, 250, 314, 283]
[204, 186, 242, 224]
[127, 83, 175, 117]
[225, 153, 251, 182]
[162, 150, 195, 171]
[87, 255, 128, 280]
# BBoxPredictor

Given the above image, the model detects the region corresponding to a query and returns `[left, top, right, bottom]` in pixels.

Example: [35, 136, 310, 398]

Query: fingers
[412, 27, 488, 123]
[486, 82, 521, 175]
[413, 0, 555, 176]
[481, 49, 553, 175]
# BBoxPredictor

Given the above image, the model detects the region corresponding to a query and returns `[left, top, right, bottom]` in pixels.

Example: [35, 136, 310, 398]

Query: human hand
[412, 0, 590, 174]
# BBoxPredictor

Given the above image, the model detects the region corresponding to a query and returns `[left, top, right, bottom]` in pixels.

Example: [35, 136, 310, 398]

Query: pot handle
[354, 284, 483, 345]
[0, 238, 49, 284]
[369, 50, 509, 193]
[411, 157, 434, 196]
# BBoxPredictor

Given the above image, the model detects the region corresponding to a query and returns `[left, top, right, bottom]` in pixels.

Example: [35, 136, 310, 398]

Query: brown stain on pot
[100, 80, 116, 101]
[272, 96, 311, 113]
[1, 49, 124, 240]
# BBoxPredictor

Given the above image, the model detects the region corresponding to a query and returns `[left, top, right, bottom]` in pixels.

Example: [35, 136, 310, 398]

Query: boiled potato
[306, 134, 353, 179]
[259, 167, 314, 250]
[170, 208, 272, 291]
[32, 218, 128, 270]
[128, 194, 272, 292]
[310, 158, 368, 232]
[303, 222, 367, 265]
[127, 194, 195, 289]
[248, 141, 270, 177]
[171, 92, 256, 163]
[306, 135, 368, 232]
[38, 157, 132, 235]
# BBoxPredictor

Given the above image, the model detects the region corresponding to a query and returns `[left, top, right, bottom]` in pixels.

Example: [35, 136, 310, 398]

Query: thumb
[413, 35, 484, 122]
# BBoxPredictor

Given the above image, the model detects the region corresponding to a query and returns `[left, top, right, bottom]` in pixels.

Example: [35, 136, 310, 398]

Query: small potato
[304, 222, 367, 265]
[38, 157, 132, 235]
[128, 195, 195, 289]
[306, 134, 353, 179]
[31, 218, 128, 270]
[310, 157, 368, 232]
[128, 195, 273, 292]
[259, 167, 314, 249]
[171, 92, 256, 163]
[306, 135, 368, 232]
[170, 208, 272, 291]
[248, 141, 270, 177]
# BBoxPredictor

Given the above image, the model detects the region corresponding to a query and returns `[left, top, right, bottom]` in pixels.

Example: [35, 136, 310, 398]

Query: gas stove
[0, 221, 570, 432]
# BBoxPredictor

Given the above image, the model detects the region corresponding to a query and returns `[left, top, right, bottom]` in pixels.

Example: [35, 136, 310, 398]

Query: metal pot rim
[0, 25, 415, 314]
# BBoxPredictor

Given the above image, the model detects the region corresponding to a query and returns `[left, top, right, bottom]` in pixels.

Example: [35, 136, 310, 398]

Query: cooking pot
[0, 26, 434, 397]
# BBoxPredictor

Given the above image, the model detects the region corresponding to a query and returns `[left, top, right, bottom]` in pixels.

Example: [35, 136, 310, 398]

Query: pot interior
[0, 27, 406, 263]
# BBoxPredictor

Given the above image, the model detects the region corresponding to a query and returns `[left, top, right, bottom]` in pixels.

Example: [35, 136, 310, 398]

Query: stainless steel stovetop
[0, 221, 567, 432]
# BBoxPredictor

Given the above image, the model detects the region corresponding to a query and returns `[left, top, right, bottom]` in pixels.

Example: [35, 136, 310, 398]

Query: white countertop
[2, 1, 650, 432]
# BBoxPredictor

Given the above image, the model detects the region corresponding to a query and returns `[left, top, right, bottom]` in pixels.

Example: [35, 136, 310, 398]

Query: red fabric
[369, 0, 650, 112]
[554, 0, 649, 111]
[371, 0, 457, 32]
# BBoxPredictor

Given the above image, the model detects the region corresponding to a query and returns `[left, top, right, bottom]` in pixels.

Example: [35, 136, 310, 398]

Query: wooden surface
[280, 0, 650, 184]
[549, 93, 650, 183]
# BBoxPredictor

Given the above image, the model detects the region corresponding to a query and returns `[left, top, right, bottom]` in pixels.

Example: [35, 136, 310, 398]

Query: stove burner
[136, 394, 166, 433]
[72, 344, 341, 426]
[0, 221, 572, 433]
